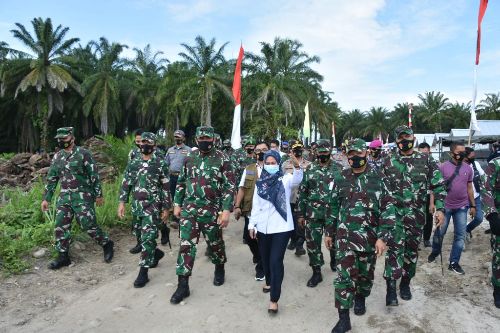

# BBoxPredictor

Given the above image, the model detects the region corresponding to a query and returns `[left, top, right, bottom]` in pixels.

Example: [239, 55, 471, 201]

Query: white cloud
[166, 0, 215, 22]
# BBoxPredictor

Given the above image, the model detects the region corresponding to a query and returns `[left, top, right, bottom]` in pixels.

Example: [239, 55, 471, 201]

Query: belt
[170, 172, 180, 176]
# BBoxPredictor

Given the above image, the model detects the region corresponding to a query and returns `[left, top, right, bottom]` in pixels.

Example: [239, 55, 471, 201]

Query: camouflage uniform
[120, 132, 171, 267]
[232, 136, 256, 183]
[44, 127, 110, 253]
[298, 140, 340, 268]
[381, 126, 446, 281]
[174, 127, 235, 276]
[325, 139, 396, 310]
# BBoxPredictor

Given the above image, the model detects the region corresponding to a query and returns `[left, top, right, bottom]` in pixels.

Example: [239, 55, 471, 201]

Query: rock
[10, 153, 32, 166]
[28, 154, 43, 166]
[32, 248, 47, 258]
[88, 319, 102, 328]
[73, 241, 86, 251]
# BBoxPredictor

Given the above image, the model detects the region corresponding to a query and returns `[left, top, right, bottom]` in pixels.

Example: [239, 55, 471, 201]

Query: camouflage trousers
[335, 249, 376, 309]
[131, 212, 168, 241]
[305, 219, 335, 267]
[492, 235, 500, 287]
[175, 207, 227, 276]
[137, 214, 160, 267]
[384, 207, 425, 280]
[54, 202, 109, 252]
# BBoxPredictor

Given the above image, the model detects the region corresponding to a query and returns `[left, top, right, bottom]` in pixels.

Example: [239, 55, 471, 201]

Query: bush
[99, 135, 135, 172]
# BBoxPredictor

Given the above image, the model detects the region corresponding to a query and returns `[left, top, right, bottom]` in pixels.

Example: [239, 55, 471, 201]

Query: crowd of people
[40, 125, 500, 333]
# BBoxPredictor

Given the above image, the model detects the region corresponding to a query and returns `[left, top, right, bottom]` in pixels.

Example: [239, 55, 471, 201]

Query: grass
[0, 152, 15, 160]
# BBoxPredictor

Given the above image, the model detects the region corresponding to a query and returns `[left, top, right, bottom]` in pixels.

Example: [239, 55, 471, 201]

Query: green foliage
[99, 134, 135, 172]
[0, 153, 15, 160]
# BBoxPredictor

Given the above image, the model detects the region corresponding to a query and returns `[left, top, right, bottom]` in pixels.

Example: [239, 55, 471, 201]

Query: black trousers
[258, 231, 291, 302]
[289, 203, 305, 247]
[244, 216, 261, 261]
[169, 175, 179, 201]
[423, 195, 433, 241]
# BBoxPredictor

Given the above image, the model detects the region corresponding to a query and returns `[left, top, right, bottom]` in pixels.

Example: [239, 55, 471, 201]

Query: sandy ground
[1, 216, 499, 333]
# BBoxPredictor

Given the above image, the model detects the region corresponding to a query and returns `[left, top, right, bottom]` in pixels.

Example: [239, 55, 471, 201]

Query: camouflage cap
[174, 129, 185, 137]
[141, 132, 156, 143]
[223, 139, 231, 146]
[245, 135, 257, 146]
[196, 126, 214, 138]
[394, 125, 413, 138]
[55, 127, 74, 139]
[316, 139, 331, 153]
[346, 138, 367, 153]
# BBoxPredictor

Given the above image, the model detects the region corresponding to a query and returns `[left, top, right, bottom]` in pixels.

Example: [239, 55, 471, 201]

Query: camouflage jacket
[482, 158, 500, 215]
[119, 153, 171, 216]
[297, 160, 341, 220]
[44, 146, 102, 203]
[380, 150, 445, 211]
[174, 149, 235, 214]
[325, 165, 396, 252]
[128, 146, 141, 161]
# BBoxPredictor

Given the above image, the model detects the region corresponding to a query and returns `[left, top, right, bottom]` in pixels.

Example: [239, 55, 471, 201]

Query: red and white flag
[231, 45, 244, 149]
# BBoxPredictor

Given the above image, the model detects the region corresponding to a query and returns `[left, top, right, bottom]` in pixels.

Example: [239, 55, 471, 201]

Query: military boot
[353, 294, 366, 316]
[133, 267, 149, 288]
[129, 236, 141, 254]
[149, 248, 165, 268]
[213, 264, 225, 286]
[103, 240, 114, 263]
[494, 286, 500, 309]
[161, 225, 171, 248]
[331, 309, 351, 333]
[48, 252, 71, 270]
[170, 276, 190, 304]
[400, 276, 412, 300]
[306, 266, 323, 287]
[330, 248, 337, 272]
[386, 279, 399, 306]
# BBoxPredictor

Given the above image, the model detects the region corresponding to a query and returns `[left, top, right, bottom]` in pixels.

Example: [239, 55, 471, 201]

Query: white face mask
[264, 164, 279, 174]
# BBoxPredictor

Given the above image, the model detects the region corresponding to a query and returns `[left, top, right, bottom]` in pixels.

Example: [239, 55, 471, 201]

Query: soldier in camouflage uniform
[482, 157, 500, 308]
[41, 127, 114, 269]
[118, 132, 171, 288]
[222, 139, 233, 155]
[234, 136, 257, 180]
[381, 125, 446, 306]
[170, 126, 235, 304]
[325, 139, 396, 332]
[297, 139, 340, 288]
[324, 138, 395, 333]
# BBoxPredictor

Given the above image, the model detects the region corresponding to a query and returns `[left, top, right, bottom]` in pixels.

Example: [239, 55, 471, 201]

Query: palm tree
[177, 36, 232, 126]
[9, 17, 81, 150]
[81, 37, 127, 134]
[339, 109, 365, 140]
[363, 106, 388, 139]
[443, 102, 470, 131]
[477, 92, 500, 120]
[417, 91, 449, 132]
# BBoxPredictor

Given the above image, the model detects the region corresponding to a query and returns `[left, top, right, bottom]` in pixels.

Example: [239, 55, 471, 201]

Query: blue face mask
[264, 164, 280, 175]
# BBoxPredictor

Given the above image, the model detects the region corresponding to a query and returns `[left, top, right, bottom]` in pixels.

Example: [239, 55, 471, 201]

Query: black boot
[331, 309, 351, 333]
[287, 239, 296, 250]
[330, 249, 337, 272]
[386, 279, 398, 306]
[161, 226, 171, 248]
[149, 248, 165, 268]
[353, 294, 366, 316]
[494, 286, 500, 309]
[400, 277, 412, 300]
[48, 252, 71, 270]
[170, 276, 190, 304]
[133, 267, 149, 288]
[307, 266, 323, 287]
[129, 237, 141, 254]
[213, 264, 225, 286]
[103, 240, 114, 263]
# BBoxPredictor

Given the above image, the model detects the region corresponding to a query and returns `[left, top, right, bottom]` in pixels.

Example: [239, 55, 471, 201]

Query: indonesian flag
[230, 45, 244, 149]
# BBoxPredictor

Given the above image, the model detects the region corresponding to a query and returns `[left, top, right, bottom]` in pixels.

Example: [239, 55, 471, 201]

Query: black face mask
[198, 141, 213, 152]
[175, 139, 183, 145]
[293, 149, 303, 157]
[140, 144, 155, 155]
[348, 155, 367, 169]
[318, 155, 330, 163]
[371, 150, 381, 159]
[398, 139, 414, 152]
[246, 148, 254, 155]
[57, 140, 72, 149]
[257, 152, 265, 161]
[282, 147, 289, 153]
[453, 152, 466, 162]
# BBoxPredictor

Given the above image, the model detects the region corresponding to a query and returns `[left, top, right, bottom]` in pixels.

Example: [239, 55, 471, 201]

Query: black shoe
[353, 295, 366, 316]
[48, 252, 71, 270]
[423, 240, 431, 248]
[295, 247, 306, 256]
[255, 264, 265, 281]
[129, 241, 141, 254]
[331, 309, 351, 333]
[252, 256, 259, 264]
[448, 262, 465, 275]
[400, 277, 412, 300]
[307, 266, 323, 288]
[161, 227, 171, 248]
[287, 240, 296, 250]
[428, 252, 439, 263]
[386, 279, 398, 306]
[170, 276, 190, 304]
[103, 240, 114, 263]
[494, 286, 500, 309]
[149, 248, 165, 268]
[243, 238, 248, 244]
[330, 249, 337, 272]
[133, 267, 149, 288]
[213, 264, 225, 286]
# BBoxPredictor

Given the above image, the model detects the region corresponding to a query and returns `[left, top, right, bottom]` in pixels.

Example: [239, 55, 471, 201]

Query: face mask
[371, 150, 381, 159]
[282, 147, 289, 153]
[57, 140, 72, 149]
[246, 148, 254, 155]
[398, 138, 414, 152]
[257, 152, 265, 161]
[264, 164, 280, 175]
[140, 144, 154, 155]
[293, 149, 303, 157]
[348, 155, 367, 169]
[318, 155, 330, 163]
[454, 152, 466, 162]
[175, 139, 183, 145]
[198, 141, 213, 152]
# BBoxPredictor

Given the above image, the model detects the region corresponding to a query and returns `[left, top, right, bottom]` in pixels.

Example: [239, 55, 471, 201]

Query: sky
[1, 0, 499, 111]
